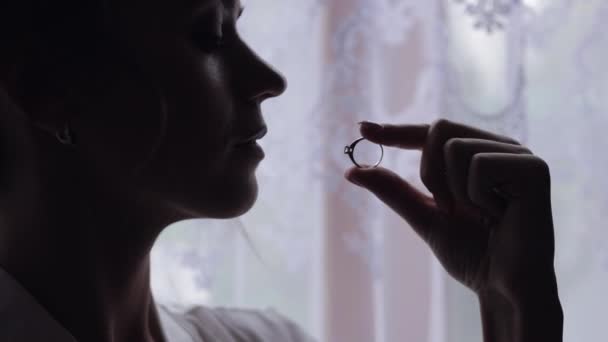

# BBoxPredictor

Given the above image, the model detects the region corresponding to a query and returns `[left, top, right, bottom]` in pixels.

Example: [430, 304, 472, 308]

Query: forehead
[187, 0, 242, 13]
[114, 0, 243, 32]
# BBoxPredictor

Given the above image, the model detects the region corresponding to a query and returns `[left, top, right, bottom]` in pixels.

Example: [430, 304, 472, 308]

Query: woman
[0, 0, 562, 341]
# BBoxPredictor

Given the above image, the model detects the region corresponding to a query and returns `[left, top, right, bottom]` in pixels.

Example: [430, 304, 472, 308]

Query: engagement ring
[344, 137, 384, 168]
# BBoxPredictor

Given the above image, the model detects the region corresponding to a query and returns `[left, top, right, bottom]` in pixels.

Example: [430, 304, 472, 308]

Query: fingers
[420, 119, 520, 210]
[359, 122, 430, 150]
[468, 153, 551, 217]
[359, 119, 521, 211]
[345, 166, 438, 241]
[443, 138, 532, 213]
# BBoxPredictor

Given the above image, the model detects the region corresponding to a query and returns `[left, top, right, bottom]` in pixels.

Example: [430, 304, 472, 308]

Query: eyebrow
[190, 0, 220, 18]
[190, 0, 243, 19]
[228, 0, 244, 19]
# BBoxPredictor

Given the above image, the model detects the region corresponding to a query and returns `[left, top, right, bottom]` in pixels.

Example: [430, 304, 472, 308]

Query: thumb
[345, 166, 438, 239]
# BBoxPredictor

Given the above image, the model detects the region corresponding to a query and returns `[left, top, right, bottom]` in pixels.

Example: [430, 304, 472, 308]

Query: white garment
[0, 267, 316, 342]
[157, 305, 316, 342]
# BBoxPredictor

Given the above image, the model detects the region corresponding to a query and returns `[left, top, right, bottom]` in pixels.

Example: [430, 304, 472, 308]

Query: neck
[0, 152, 174, 342]
[1, 251, 163, 342]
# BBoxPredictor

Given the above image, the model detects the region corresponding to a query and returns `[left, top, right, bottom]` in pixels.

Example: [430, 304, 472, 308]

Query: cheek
[155, 81, 261, 217]
[74, 81, 169, 181]
[80, 36, 256, 216]
[161, 55, 235, 171]
[138, 51, 244, 194]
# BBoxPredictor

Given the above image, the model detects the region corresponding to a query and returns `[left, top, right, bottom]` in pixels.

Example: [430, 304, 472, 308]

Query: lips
[235, 126, 268, 146]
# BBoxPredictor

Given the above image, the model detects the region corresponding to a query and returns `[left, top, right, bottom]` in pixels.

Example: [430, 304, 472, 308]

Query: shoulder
[159, 304, 317, 342]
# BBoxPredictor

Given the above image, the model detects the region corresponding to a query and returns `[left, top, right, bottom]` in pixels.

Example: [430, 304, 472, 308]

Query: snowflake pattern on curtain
[454, 0, 521, 32]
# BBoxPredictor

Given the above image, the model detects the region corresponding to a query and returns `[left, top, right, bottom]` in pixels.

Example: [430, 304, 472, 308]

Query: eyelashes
[190, 9, 242, 55]
[192, 30, 225, 53]
[190, 3, 245, 55]
[190, 12, 225, 53]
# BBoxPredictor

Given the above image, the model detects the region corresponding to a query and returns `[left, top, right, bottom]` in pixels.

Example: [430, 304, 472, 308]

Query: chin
[204, 177, 259, 219]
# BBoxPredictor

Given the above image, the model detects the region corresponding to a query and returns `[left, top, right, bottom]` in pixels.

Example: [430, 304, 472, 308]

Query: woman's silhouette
[0, 0, 562, 341]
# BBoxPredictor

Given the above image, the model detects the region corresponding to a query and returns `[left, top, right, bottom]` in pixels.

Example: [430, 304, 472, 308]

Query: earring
[55, 122, 76, 146]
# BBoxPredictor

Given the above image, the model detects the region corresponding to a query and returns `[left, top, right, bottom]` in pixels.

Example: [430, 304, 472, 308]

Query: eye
[192, 30, 224, 53]
[191, 18, 224, 53]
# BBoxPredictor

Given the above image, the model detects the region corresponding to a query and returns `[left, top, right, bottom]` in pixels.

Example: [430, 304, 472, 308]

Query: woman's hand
[345, 119, 562, 342]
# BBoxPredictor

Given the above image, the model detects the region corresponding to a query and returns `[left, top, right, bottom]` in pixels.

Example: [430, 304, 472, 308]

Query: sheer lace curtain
[150, 1, 608, 341]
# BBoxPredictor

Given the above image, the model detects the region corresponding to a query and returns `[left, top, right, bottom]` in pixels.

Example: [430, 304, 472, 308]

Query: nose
[237, 43, 287, 102]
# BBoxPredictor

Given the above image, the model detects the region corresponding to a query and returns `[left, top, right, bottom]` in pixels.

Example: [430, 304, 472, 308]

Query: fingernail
[357, 121, 383, 134]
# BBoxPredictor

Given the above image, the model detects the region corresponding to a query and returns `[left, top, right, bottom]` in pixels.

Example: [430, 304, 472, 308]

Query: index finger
[360, 122, 430, 150]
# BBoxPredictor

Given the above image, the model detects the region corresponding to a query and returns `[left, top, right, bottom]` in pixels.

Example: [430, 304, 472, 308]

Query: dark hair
[0, 0, 112, 102]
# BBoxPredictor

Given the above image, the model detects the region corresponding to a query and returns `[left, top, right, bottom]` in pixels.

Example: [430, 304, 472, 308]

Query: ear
[0, 82, 31, 131]
[0, 83, 39, 187]
[19, 85, 75, 136]
[2, 59, 79, 145]
[1, 80, 75, 156]
[27, 98, 68, 135]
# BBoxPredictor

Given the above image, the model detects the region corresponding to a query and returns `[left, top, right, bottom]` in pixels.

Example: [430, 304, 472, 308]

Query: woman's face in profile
[68, 0, 286, 219]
